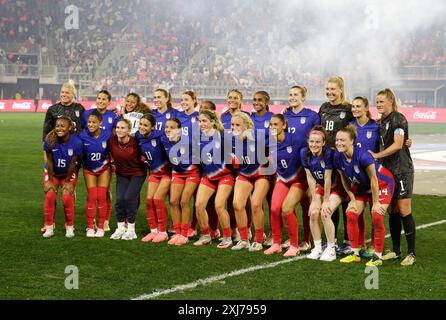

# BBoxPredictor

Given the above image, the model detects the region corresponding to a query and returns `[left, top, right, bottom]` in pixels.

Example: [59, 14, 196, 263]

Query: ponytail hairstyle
[45, 116, 74, 149]
[327, 76, 349, 105]
[337, 124, 357, 142]
[352, 96, 372, 119]
[199, 109, 224, 132]
[182, 90, 198, 108]
[228, 89, 243, 101]
[127, 92, 150, 114]
[254, 90, 270, 111]
[306, 125, 328, 165]
[141, 113, 156, 129]
[291, 85, 307, 99]
[271, 114, 288, 131]
[155, 88, 173, 109]
[376, 88, 399, 112]
[62, 80, 77, 96]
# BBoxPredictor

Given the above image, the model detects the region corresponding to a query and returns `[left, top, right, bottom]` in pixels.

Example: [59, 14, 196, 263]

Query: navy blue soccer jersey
[177, 110, 199, 137]
[152, 108, 179, 133]
[351, 119, 379, 152]
[135, 130, 170, 175]
[161, 134, 200, 175]
[44, 134, 83, 176]
[78, 130, 111, 172]
[269, 132, 302, 182]
[283, 107, 320, 151]
[301, 147, 334, 186]
[81, 109, 122, 135]
[199, 131, 232, 179]
[251, 111, 274, 131]
[221, 110, 251, 130]
[333, 147, 393, 192]
[318, 102, 354, 148]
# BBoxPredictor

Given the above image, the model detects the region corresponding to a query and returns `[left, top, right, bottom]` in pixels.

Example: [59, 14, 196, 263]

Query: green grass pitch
[0, 113, 445, 300]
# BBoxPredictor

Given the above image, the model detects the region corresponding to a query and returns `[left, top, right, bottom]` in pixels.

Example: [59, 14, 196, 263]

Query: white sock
[117, 222, 125, 230]
[314, 240, 322, 250]
[127, 223, 135, 232]
[328, 242, 335, 250]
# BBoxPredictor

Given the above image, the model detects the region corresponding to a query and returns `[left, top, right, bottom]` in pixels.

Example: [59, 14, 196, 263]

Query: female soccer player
[318, 76, 354, 255]
[162, 118, 201, 246]
[79, 110, 112, 237]
[109, 119, 147, 240]
[123, 92, 150, 134]
[369, 88, 416, 266]
[194, 110, 234, 248]
[136, 114, 171, 243]
[177, 90, 199, 137]
[152, 88, 178, 133]
[264, 114, 305, 257]
[301, 126, 337, 261]
[334, 125, 395, 267]
[42, 116, 83, 238]
[231, 112, 271, 251]
[283, 86, 320, 251]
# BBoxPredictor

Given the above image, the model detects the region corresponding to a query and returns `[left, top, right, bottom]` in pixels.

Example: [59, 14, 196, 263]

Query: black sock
[389, 214, 402, 255]
[401, 214, 416, 256]
[331, 208, 340, 240]
[341, 202, 349, 241]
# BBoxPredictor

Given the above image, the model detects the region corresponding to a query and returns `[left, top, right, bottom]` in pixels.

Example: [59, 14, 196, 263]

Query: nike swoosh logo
[52, 149, 59, 151]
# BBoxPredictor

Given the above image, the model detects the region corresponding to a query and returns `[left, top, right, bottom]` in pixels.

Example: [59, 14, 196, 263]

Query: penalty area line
[132, 219, 446, 300]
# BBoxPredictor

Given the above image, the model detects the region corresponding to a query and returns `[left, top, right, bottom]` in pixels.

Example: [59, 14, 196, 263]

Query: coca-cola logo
[41, 103, 52, 110]
[12, 102, 32, 110]
[413, 110, 437, 120]
[0, 102, 5, 109]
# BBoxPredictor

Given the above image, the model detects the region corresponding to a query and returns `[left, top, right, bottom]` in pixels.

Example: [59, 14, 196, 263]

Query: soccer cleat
[95, 228, 105, 238]
[141, 232, 158, 242]
[264, 243, 282, 255]
[168, 234, 180, 245]
[217, 237, 233, 249]
[122, 230, 137, 240]
[299, 241, 312, 252]
[103, 220, 110, 232]
[382, 250, 401, 261]
[400, 253, 416, 266]
[263, 233, 273, 247]
[248, 242, 263, 252]
[232, 229, 241, 242]
[175, 235, 189, 246]
[281, 239, 290, 249]
[187, 227, 197, 238]
[41, 223, 55, 233]
[152, 232, 168, 243]
[86, 228, 96, 238]
[340, 252, 361, 263]
[339, 241, 351, 256]
[284, 245, 300, 257]
[359, 249, 373, 260]
[307, 247, 323, 260]
[42, 226, 54, 238]
[231, 240, 250, 251]
[366, 254, 383, 267]
[65, 226, 75, 238]
[193, 234, 212, 246]
[320, 246, 337, 262]
[210, 229, 221, 240]
[110, 228, 126, 240]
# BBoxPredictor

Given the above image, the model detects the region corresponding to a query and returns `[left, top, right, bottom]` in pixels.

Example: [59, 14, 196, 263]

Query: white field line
[132, 219, 446, 300]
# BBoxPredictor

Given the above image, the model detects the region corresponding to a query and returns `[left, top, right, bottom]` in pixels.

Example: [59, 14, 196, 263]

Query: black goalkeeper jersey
[318, 102, 354, 148]
[42, 102, 85, 141]
[378, 111, 414, 175]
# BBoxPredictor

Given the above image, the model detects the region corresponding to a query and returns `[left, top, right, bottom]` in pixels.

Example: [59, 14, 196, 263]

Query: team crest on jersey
[166, 113, 171, 120]
[180, 147, 185, 155]
[300, 117, 306, 124]
[287, 146, 293, 154]
[320, 160, 325, 169]
[75, 110, 79, 118]
[366, 131, 372, 139]
[151, 139, 157, 147]
[249, 144, 255, 153]
[264, 121, 269, 128]
[340, 112, 346, 119]
[354, 165, 360, 174]
[386, 123, 389, 130]
[68, 148, 73, 156]
[108, 117, 113, 124]
[102, 141, 107, 149]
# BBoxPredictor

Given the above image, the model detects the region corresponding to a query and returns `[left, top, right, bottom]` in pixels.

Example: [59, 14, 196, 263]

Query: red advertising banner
[0, 100, 35, 112]
[36, 100, 53, 112]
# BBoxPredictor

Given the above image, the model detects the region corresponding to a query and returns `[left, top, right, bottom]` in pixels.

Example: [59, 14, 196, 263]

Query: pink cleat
[284, 245, 300, 257]
[141, 232, 158, 242]
[210, 229, 221, 240]
[187, 228, 197, 238]
[152, 232, 169, 243]
[264, 243, 282, 255]
[175, 235, 189, 246]
[167, 234, 180, 245]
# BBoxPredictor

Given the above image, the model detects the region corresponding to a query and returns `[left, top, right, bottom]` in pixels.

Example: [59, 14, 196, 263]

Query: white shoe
[231, 240, 250, 251]
[307, 247, 323, 260]
[95, 228, 105, 238]
[103, 220, 110, 232]
[263, 234, 273, 246]
[65, 226, 75, 238]
[232, 229, 241, 242]
[86, 228, 96, 238]
[248, 241, 263, 252]
[281, 239, 290, 249]
[122, 230, 137, 240]
[320, 246, 337, 262]
[42, 226, 54, 238]
[299, 241, 312, 252]
[110, 228, 126, 240]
